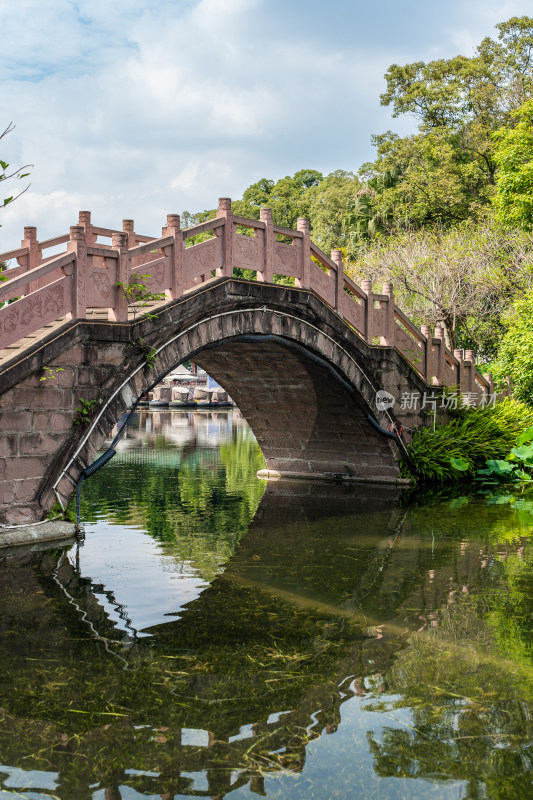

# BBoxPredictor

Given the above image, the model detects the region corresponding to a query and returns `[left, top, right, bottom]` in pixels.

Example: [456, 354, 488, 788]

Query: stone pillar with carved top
[122, 219, 136, 249]
[362, 279, 374, 344]
[78, 211, 96, 245]
[109, 232, 129, 322]
[21, 226, 40, 294]
[382, 282, 395, 346]
[296, 218, 310, 289]
[164, 214, 183, 299]
[331, 250, 344, 312]
[454, 349, 468, 394]
[421, 324, 433, 384]
[483, 372, 494, 394]
[67, 226, 87, 320]
[464, 350, 476, 394]
[259, 207, 274, 283]
[434, 326, 446, 385]
[216, 198, 233, 278]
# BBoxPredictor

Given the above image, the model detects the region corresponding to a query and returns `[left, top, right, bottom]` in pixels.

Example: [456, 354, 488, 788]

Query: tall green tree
[346, 16, 533, 249]
[492, 289, 533, 402]
[493, 98, 533, 230]
[232, 169, 323, 229]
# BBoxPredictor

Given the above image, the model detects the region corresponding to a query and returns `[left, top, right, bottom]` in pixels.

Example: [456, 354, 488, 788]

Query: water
[0, 410, 532, 800]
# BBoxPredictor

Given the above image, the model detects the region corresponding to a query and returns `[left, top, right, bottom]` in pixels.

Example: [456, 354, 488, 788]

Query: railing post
[216, 198, 233, 277]
[78, 211, 96, 245]
[331, 249, 343, 312]
[362, 279, 374, 343]
[421, 325, 433, 383]
[434, 326, 445, 385]
[67, 226, 87, 320]
[296, 218, 310, 289]
[109, 232, 129, 322]
[465, 349, 476, 394]
[164, 213, 183, 299]
[21, 226, 40, 294]
[483, 372, 494, 395]
[122, 219, 136, 249]
[453, 349, 466, 394]
[259, 207, 274, 283]
[382, 282, 395, 346]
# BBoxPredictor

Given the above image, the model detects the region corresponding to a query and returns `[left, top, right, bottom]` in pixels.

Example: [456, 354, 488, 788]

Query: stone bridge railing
[0, 197, 491, 397]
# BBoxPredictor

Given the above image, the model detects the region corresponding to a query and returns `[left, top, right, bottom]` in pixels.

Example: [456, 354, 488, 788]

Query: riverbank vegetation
[401, 398, 533, 484]
[186, 15, 533, 393]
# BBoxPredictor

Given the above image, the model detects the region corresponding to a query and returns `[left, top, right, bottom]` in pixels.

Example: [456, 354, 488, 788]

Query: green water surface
[0, 409, 532, 799]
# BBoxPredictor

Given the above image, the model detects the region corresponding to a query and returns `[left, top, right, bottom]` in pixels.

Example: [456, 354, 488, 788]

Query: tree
[0, 122, 32, 218]
[349, 214, 533, 355]
[233, 169, 324, 229]
[492, 290, 533, 403]
[347, 17, 533, 247]
[493, 98, 533, 229]
[305, 169, 360, 253]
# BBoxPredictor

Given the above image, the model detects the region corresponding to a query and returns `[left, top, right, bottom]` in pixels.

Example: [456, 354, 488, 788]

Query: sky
[1, 0, 532, 246]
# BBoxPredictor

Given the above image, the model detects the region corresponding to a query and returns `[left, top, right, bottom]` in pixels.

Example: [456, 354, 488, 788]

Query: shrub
[403, 398, 533, 483]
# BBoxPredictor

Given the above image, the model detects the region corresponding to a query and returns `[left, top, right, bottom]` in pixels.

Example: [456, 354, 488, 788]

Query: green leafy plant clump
[116, 273, 165, 323]
[403, 398, 533, 484]
[46, 500, 76, 522]
[73, 398, 97, 426]
[132, 336, 157, 370]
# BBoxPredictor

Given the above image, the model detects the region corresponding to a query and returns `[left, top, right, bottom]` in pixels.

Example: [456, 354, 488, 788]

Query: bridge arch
[1, 280, 427, 524]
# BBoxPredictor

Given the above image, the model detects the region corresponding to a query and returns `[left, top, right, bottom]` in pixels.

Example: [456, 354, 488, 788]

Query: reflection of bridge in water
[109, 410, 249, 469]
[0, 481, 525, 800]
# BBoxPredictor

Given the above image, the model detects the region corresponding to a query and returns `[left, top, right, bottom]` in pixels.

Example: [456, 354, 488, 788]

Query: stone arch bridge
[0, 199, 492, 525]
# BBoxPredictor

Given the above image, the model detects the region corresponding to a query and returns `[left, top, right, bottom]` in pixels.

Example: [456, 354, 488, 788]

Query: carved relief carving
[185, 239, 217, 279]
[42, 285, 64, 316]
[274, 243, 299, 277]
[20, 296, 43, 327]
[311, 262, 334, 305]
[236, 235, 258, 267]
[4, 307, 20, 334]
[91, 271, 111, 299]
[146, 264, 165, 288]
[278, 246, 296, 270]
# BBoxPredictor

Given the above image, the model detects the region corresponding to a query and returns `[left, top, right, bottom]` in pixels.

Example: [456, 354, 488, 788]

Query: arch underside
[193, 338, 399, 481]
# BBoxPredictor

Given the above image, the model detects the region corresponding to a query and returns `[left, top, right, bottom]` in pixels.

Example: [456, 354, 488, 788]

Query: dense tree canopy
[349, 215, 533, 356]
[493, 98, 533, 230]
[344, 16, 533, 249]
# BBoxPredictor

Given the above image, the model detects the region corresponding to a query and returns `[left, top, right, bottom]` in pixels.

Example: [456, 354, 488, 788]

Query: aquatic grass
[403, 398, 533, 484]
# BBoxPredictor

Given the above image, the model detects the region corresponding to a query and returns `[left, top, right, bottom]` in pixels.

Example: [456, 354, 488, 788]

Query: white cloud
[1, 0, 531, 249]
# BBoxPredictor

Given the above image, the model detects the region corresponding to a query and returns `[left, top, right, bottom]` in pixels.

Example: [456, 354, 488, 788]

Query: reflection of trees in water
[1, 484, 533, 798]
[364, 510, 533, 800]
[79, 419, 266, 581]
[367, 596, 533, 799]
